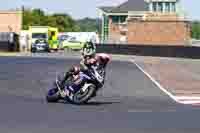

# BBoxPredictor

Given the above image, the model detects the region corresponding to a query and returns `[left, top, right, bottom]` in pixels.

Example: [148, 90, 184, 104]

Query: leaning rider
[59, 40, 97, 96]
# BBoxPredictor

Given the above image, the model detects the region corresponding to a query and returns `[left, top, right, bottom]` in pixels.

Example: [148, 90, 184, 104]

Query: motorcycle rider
[80, 40, 96, 72]
[59, 40, 97, 97]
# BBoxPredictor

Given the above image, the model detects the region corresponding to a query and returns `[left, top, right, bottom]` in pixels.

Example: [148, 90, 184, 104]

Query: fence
[0, 32, 19, 51]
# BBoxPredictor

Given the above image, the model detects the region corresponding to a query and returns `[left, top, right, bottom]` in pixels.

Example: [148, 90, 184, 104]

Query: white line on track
[130, 59, 200, 105]
[130, 59, 179, 103]
[175, 96, 200, 100]
[177, 100, 200, 104]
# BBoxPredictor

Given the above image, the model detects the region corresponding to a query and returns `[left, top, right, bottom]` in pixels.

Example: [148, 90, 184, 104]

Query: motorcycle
[46, 53, 111, 104]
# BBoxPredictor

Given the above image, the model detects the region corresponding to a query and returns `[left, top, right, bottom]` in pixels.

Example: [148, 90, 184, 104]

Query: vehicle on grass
[58, 34, 70, 48]
[62, 37, 85, 51]
[58, 32, 99, 50]
[29, 26, 59, 52]
[31, 39, 50, 53]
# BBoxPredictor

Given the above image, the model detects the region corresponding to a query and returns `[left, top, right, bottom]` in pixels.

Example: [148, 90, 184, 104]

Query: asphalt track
[0, 56, 200, 133]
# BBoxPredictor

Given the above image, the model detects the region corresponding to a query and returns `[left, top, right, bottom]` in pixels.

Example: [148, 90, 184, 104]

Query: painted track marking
[130, 59, 200, 105]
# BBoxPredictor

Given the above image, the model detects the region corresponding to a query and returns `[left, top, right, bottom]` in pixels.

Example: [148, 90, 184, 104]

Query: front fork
[55, 79, 68, 98]
[56, 79, 75, 100]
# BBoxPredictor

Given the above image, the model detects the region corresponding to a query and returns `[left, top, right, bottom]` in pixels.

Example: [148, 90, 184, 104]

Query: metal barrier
[0, 32, 19, 52]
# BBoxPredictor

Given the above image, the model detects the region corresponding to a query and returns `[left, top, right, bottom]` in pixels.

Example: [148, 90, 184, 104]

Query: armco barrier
[0, 32, 19, 52]
[96, 44, 200, 59]
[0, 42, 10, 51]
[0, 42, 16, 52]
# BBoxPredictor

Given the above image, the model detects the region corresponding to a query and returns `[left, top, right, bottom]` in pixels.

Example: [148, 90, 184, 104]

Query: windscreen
[32, 33, 47, 39]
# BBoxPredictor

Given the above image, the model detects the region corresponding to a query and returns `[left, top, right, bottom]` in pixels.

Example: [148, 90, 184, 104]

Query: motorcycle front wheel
[46, 88, 60, 103]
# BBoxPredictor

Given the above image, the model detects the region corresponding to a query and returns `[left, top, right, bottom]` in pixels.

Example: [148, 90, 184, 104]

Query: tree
[22, 8, 81, 32]
[23, 9, 34, 30]
[192, 21, 200, 39]
[22, 8, 101, 33]
[52, 13, 81, 32]
[76, 17, 100, 32]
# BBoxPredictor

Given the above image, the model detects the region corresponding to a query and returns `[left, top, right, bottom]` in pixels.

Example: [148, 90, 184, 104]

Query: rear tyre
[72, 84, 96, 105]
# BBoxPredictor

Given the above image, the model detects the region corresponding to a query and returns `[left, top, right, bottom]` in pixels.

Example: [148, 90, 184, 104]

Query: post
[149, 2, 153, 12]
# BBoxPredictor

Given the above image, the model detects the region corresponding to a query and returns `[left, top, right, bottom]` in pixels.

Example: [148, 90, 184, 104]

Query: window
[158, 2, 163, 12]
[32, 33, 47, 39]
[59, 35, 70, 41]
[153, 2, 157, 12]
[171, 2, 176, 12]
[119, 16, 127, 23]
[68, 37, 79, 43]
[111, 16, 127, 24]
[51, 31, 55, 36]
[165, 2, 170, 12]
[148, 2, 153, 11]
[111, 16, 119, 23]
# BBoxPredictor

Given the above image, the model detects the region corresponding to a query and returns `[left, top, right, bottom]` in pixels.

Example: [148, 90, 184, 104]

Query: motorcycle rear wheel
[72, 84, 96, 105]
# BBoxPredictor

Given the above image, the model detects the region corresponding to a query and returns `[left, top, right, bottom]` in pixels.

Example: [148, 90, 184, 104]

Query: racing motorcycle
[46, 53, 111, 104]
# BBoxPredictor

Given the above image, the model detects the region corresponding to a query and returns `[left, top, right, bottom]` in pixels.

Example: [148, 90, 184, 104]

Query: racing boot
[60, 85, 73, 98]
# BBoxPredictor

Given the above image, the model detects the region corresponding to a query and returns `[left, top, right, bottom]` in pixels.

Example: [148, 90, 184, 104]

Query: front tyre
[46, 88, 60, 103]
[72, 84, 96, 105]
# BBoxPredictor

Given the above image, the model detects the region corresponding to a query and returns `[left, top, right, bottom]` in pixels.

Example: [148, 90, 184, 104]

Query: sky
[0, 0, 199, 20]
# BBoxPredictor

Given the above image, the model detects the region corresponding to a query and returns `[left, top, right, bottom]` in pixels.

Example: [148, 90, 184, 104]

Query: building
[98, 0, 191, 45]
[0, 11, 22, 34]
[0, 11, 22, 51]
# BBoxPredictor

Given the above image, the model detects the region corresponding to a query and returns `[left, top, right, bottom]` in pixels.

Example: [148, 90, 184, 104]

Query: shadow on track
[80, 101, 120, 106]
[56, 100, 120, 106]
